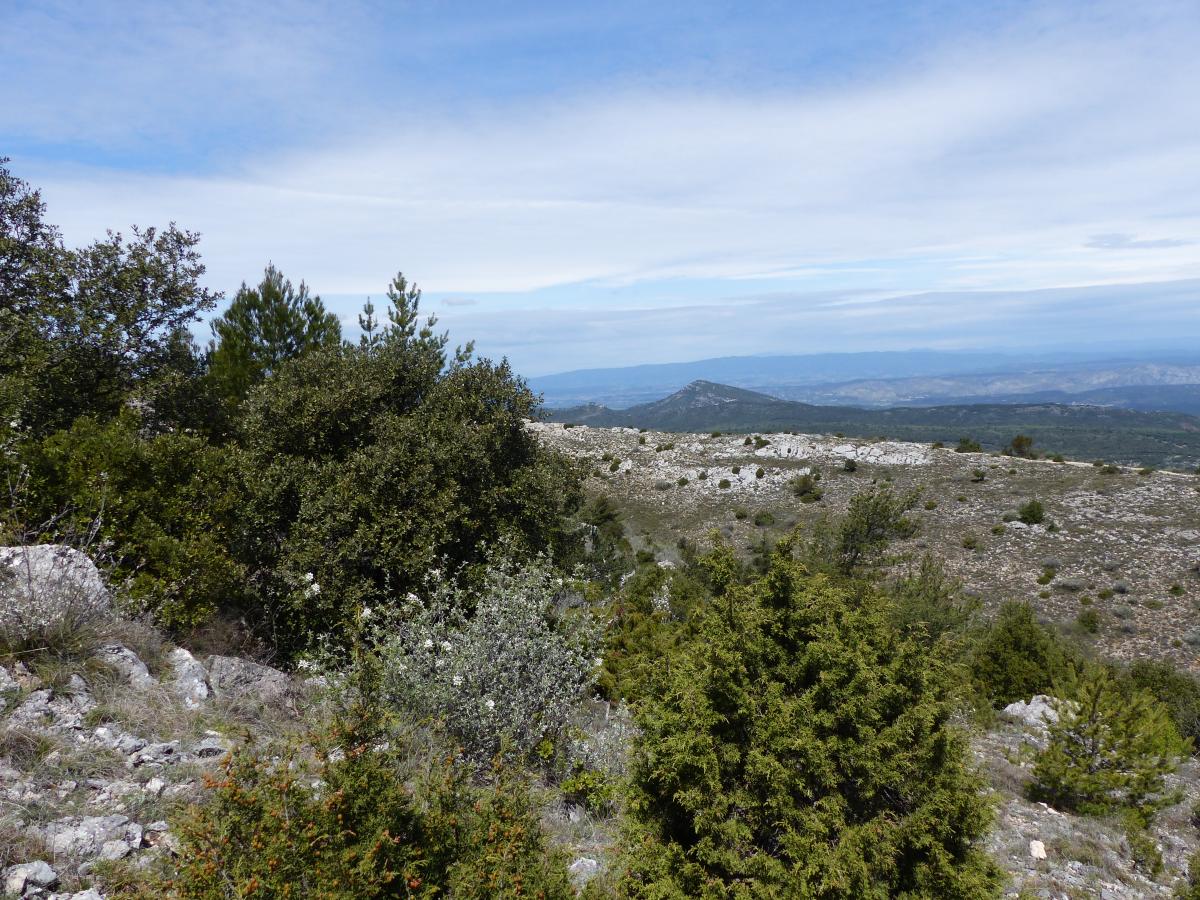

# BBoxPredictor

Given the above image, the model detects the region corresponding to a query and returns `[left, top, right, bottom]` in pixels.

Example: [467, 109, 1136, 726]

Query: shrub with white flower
[376, 551, 602, 766]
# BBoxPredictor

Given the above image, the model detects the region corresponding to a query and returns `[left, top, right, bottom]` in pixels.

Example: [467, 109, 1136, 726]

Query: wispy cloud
[1086, 233, 1191, 250]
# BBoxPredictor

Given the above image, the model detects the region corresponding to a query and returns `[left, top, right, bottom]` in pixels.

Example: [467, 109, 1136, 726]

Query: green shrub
[924, 499, 938, 510]
[1031, 668, 1187, 818]
[1017, 499, 1045, 525]
[155, 680, 572, 899]
[787, 471, 823, 502]
[1118, 660, 1200, 750]
[753, 436, 769, 450]
[676, 476, 688, 487]
[962, 533, 981, 551]
[755, 466, 765, 479]
[971, 468, 986, 482]
[991, 523, 1006, 535]
[15, 411, 245, 628]
[970, 602, 1075, 707]
[717, 478, 731, 489]
[955, 437, 982, 453]
[1075, 608, 1100, 633]
[233, 343, 582, 657]
[753, 510, 775, 527]
[621, 550, 1002, 897]
[843, 458, 857, 472]
[733, 508, 748, 520]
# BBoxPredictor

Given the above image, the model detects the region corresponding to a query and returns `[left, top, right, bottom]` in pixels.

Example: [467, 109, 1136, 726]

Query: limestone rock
[167, 648, 209, 708]
[1002, 695, 1061, 730]
[0, 546, 110, 642]
[93, 645, 155, 690]
[3, 860, 58, 895]
[207, 655, 290, 704]
[1029, 839, 1047, 860]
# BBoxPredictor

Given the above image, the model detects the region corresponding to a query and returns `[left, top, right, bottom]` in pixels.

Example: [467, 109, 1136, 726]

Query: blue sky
[4, 0, 1199, 375]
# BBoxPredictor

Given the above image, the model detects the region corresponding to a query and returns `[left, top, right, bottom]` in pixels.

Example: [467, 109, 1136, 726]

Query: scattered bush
[755, 466, 765, 479]
[717, 478, 731, 489]
[788, 471, 823, 502]
[971, 468, 987, 482]
[924, 499, 938, 510]
[1075, 608, 1101, 633]
[962, 533, 981, 551]
[753, 436, 770, 450]
[676, 476, 689, 487]
[955, 437, 982, 453]
[843, 458, 857, 472]
[1017, 499, 1045, 525]
[753, 510, 775, 527]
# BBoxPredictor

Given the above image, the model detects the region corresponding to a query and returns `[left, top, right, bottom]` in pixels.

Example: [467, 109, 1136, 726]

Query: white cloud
[11, 1, 1200, 378]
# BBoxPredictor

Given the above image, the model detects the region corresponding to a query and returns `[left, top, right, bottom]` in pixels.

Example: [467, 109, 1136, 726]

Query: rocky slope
[532, 421, 1200, 669]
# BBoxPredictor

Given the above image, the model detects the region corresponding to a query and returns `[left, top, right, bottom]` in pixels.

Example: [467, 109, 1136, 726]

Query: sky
[4, 0, 1199, 375]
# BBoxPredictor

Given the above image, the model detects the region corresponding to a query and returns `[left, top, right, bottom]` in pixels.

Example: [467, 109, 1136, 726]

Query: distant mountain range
[529, 350, 1200, 413]
[543, 380, 1200, 469]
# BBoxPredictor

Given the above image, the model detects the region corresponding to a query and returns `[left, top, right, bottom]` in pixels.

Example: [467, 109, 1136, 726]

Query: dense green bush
[233, 341, 582, 655]
[1017, 499, 1045, 525]
[1031, 667, 1187, 818]
[1117, 659, 1200, 751]
[13, 411, 245, 628]
[969, 602, 1076, 706]
[620, 543, 1002, 898]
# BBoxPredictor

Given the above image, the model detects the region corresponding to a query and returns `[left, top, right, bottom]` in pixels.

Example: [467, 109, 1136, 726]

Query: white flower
[440, 640, 453, 652]
[422, 638, 434, 650]
[361, 606, 373, 620]
[405, 592, 419, 603]
[484, 698, 495, 710]
[594, 657, 604, 668]
[305, 572, 315, 582]
[452, 675, 463, 687]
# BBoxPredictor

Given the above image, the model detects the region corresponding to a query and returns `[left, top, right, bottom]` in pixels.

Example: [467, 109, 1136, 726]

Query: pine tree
[1032, 667, 1188, 817]
[208, 263, 341, 403]
[622, 540, 1002, 898]
[380, 271, 473, 367]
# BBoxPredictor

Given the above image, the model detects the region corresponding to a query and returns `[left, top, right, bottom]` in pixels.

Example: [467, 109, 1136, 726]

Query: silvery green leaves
[378, 552, 602, 767]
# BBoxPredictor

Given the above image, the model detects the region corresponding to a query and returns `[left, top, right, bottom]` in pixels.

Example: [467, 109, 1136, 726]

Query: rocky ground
[0, 636, 307, 899]
[532, 422, 1200, 669]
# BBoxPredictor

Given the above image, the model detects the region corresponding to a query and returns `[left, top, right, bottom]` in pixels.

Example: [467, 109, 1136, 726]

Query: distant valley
[530, 350, 1200, 414]
[544, 380, 1200, 470]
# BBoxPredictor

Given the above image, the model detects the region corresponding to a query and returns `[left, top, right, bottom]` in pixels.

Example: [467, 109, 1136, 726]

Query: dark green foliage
[1006, 434, 1034, 458]
[969, 602, 1075, 707]
[1017, 499, 1045, 525]
[234, 342, 582, 655]
[1076, 608, 1101, 633]
[598, 562, 706, 704]
[1, 170, 217, 437]
[888, 554, 978, 648]
[207, 263, 342, 405]
[1117, 660, 1200, 751]
[809, 485, 919, 576]
[955, 437, 982, 453]
[1031, 667, 1187, 817]
[621, 546, 1002, 898]
[752, 510, 774, 527]
[13, 411, 245, 628]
